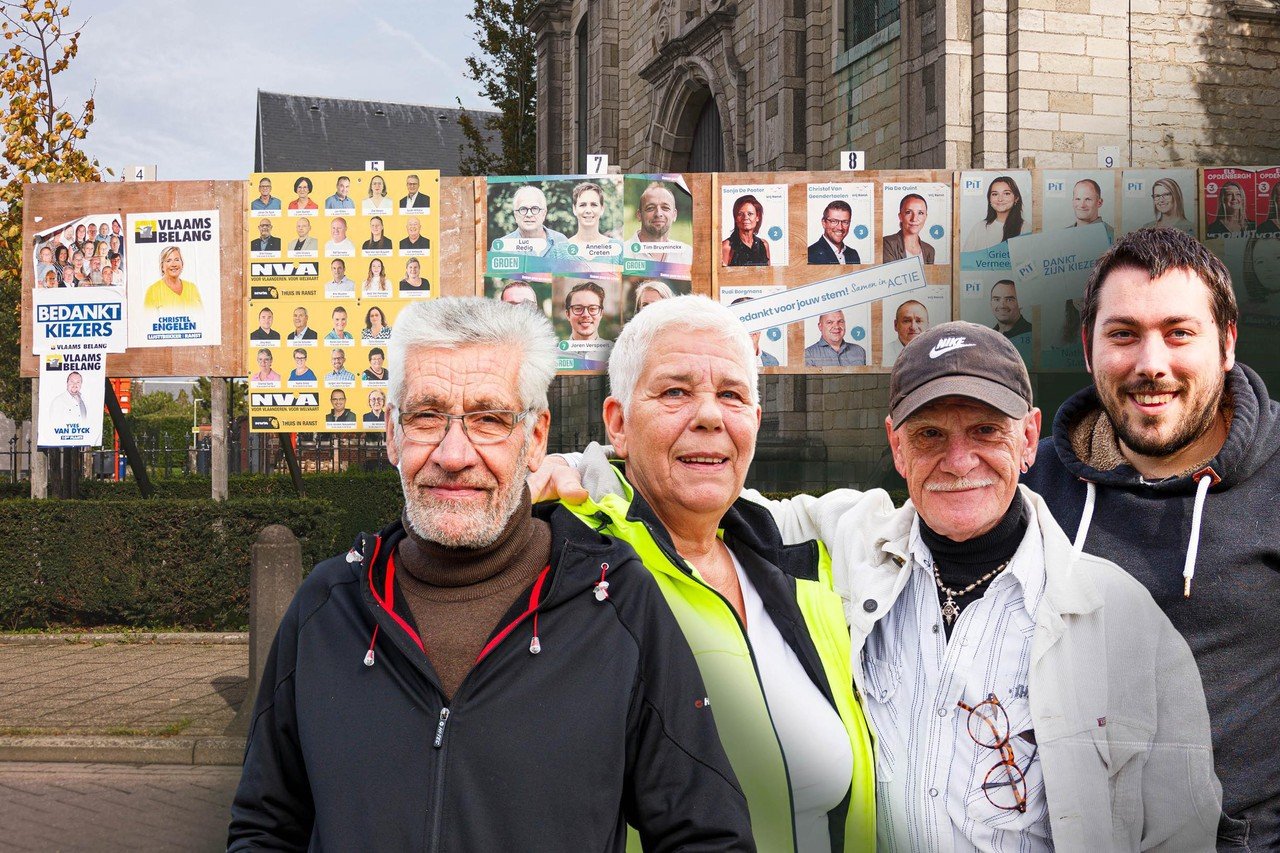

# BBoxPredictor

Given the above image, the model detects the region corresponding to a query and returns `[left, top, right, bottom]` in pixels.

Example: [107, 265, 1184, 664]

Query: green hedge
[79, 471, 405, 551]
[0, 498, 342, 630]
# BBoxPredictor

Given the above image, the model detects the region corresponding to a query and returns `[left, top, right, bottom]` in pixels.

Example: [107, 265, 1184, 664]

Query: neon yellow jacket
[565, 467, 875, 852]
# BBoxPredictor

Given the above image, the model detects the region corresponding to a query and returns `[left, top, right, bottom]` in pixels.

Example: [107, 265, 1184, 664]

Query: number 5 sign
[839, 151, 867, 171]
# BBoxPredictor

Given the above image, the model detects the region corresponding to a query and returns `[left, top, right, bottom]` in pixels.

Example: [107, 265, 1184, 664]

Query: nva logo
[251, 392, 318, 407]
[251, 262, 319, 277]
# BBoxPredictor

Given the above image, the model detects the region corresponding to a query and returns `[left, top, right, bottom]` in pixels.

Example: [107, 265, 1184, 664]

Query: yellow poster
[246, 169, 438, 432]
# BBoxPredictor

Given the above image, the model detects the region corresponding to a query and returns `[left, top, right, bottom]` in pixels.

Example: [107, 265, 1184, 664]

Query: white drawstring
[1183, 473, 1213, 598]
[1072, 481, 1096, 563]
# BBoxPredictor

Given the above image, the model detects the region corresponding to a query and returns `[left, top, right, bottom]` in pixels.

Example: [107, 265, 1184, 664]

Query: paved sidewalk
[0, 761, 240, 852]
[0, 633, 249, 765]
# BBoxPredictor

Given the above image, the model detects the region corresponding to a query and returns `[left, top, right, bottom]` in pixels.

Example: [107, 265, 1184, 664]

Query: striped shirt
[864, 517, 1051, 853]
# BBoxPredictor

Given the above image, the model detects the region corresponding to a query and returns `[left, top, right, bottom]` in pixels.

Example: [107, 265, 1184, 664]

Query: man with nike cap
[538, 319, 1220, 850]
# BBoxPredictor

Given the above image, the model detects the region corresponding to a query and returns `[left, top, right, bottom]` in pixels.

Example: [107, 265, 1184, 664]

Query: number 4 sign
[839, 151, 866, 171]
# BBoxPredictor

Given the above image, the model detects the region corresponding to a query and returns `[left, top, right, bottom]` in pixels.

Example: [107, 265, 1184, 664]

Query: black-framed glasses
[396, 409, 528, 445]
[514, 206, 544, 217]
[568, 304, 602, 317]
[956, 693, 1039, 813]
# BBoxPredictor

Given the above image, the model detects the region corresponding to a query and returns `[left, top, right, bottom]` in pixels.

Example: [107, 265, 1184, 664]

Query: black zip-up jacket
[1023, 363, 1280, 851]
[227, 503, 754, 852]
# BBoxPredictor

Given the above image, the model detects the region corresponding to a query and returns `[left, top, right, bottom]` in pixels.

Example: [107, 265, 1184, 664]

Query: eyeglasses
[396, 409, 528, 445]
[515, 206, 544, 217]
[956, 694, 1039, 813]
[822, 217, 851, 227]
[568, 304, 602, 317]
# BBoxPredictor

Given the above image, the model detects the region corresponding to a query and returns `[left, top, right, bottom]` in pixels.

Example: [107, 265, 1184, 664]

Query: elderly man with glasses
[500, 185, 567, 256]
[229, 297, 752, 852]
[542, 318, 1220, 851]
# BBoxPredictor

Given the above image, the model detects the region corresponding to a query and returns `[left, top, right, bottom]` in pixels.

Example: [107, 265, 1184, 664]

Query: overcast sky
[55, 0, 489, 181]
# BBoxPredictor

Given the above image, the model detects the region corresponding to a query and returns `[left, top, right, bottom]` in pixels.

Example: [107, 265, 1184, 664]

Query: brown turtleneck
[394, 488, 551, 700]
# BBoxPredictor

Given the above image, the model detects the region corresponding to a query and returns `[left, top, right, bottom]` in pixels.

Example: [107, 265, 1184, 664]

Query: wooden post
[211, 377, 228, 501]
[29, 378, 46, 499]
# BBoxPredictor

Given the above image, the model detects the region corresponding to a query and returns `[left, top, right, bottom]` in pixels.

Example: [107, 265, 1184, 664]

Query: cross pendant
[940, 596, 960, 625]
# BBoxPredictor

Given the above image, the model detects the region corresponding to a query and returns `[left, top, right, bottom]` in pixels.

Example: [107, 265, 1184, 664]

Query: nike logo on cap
[929, 337, 975, 358]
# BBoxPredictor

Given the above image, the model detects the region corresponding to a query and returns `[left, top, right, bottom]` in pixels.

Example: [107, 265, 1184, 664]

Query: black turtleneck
[920, 494, 1028, 638]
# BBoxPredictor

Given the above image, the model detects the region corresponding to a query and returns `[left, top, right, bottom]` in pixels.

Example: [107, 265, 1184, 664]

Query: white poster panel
[881, 182, 952, 266]
[1007, 223, 1112, 370]
[37, 351, 105, 447]
[720, 184, 789, 267]
[126, 210, 222, 347]
[31, 287, 128, 354]
[1041, 170, 1117, 241]
[727, 257, 927, 333]
[882, 286, 951, 367]
[1118, 169, 1199, 237]
[721, 285, 788, 367]
[805, 183, 874, 265]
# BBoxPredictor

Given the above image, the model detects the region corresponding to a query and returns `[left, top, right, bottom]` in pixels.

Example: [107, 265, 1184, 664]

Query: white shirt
[361, 198, 392, 215]
[325, 277, 356, 299]
[730, 549, 852, 853]
[324, 238, 354, 255]
[866, 517, 1050, 853]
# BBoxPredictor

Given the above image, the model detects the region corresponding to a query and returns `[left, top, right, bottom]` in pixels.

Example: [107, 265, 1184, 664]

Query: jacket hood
[1048, 363, 1280, 493]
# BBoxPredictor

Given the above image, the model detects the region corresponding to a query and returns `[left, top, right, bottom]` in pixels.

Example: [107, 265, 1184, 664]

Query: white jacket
[748, 484, 1221, 852]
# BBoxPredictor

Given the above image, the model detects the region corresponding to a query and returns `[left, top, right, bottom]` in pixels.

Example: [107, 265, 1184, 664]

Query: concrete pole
[226, 524, 302, 737]
[211, 377, 228, 501]
[29, 378, 47, 499]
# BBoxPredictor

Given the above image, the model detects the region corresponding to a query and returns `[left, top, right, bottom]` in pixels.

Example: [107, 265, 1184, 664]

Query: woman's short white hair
[387, 296, 558, 413]
[608, 294, 758, 411]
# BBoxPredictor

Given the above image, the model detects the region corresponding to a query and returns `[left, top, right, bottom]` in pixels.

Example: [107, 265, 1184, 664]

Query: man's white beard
[400, 437, 530, 549]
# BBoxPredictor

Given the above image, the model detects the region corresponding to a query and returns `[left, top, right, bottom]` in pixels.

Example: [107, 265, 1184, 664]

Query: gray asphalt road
[0, 762, 240, 853]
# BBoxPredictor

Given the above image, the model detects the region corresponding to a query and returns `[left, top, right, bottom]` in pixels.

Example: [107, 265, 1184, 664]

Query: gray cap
[889, 320, 1032, 428]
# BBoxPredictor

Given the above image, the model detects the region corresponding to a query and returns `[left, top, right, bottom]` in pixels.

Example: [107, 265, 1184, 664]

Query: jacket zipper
[637, 518, 802, 853]
[428, 706, 449, 850]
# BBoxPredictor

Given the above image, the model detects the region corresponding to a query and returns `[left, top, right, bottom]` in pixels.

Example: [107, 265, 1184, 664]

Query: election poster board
[712, 170, 955, 372]
[37, 351, 106, 447]
[29, 212, 127, 289]
[805, 182, 875, 266]
[246, 169, 439, 433]
[1005, 223, 1111, 371]
[880, 182, 952, 267]
[31, 287, 128, 355]
[881, 286, 951, 368]
[720, 183, 789, 267]
[1203, 167, 1258, 239]
[720, 286, 789, 367]
[125, 210, 222, 347]
[482, 174, 700, 373]
[1118, 169, 1199, 238]
[958, 171, 1034, 272]
[1203, 166, 1280, 368]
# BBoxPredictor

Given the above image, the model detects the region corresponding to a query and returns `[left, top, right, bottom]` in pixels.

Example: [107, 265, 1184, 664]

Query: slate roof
[254, 90, 501, 176]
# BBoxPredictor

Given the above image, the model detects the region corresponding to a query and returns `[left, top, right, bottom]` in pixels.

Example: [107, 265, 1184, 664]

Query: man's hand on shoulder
[529, 455, 589, 504]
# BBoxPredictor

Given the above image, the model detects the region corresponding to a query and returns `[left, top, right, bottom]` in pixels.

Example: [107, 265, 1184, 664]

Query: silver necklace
[932, 560, 1010, 626]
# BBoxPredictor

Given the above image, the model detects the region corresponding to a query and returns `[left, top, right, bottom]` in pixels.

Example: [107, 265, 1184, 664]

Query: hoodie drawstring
[1072, 474, 1214, 598]
[1183, 472, 1213, 598]
[1071, 481, 1097, 563]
